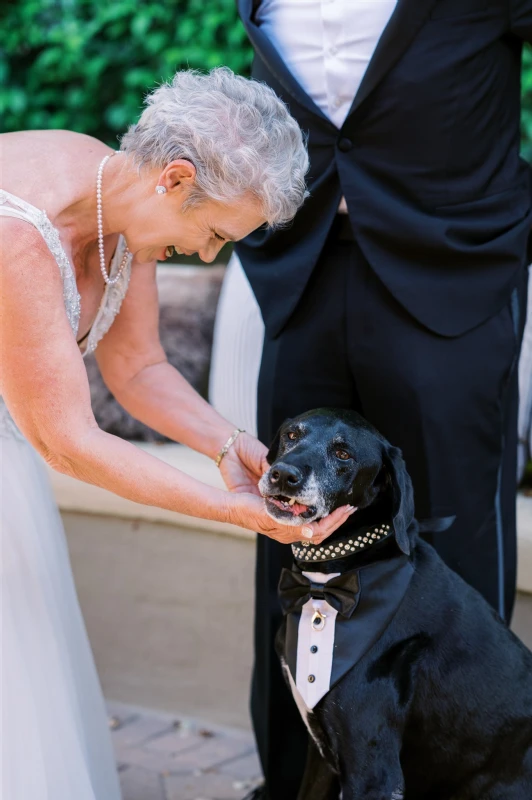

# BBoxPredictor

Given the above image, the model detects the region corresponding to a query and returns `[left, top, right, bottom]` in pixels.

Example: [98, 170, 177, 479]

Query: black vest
[236, 0, 532, 339]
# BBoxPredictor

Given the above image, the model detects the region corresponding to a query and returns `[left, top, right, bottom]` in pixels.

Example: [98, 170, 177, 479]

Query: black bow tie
[278, 568, 361, 618]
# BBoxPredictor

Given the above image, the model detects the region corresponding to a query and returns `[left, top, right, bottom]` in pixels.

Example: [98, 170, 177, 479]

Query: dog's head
[259, 408, 415, 554]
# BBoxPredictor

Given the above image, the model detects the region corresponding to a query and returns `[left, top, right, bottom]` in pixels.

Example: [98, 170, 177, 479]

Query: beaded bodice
[0, 188, 132, 438]
[0, 189, 132, 354]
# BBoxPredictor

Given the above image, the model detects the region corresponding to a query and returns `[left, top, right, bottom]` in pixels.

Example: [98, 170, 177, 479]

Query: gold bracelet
[215, 429, 245, 467]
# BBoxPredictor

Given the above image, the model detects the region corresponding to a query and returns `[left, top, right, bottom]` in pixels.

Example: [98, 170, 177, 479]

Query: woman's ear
[157, 159, 196, 192]
[381, 444, 415, 555]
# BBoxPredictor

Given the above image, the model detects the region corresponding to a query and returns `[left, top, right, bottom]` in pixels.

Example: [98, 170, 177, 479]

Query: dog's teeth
[288, 497, 296, 506]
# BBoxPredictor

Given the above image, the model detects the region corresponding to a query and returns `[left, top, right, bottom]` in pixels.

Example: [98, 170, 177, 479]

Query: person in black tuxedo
[234, 1, 532, 797]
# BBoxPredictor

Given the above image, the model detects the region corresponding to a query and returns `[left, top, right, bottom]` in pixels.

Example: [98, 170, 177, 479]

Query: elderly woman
[0, 68, 355, 799]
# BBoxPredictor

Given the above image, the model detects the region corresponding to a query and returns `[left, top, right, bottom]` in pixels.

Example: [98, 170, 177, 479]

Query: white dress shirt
[295, 572, 340, 709]
[256, 0, 397, 212]
[256, 0, 397, 129]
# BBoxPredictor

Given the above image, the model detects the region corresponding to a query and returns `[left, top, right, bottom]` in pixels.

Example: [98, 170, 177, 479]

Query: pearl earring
[155, 185, 167, 195]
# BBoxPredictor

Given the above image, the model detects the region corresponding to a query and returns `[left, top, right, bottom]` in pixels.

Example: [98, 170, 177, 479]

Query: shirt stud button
[308, 674, 316, 683]
[310, 645, 318, 654]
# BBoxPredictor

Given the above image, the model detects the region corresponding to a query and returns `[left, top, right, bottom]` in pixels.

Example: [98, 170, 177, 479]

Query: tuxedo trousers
[252, 217, 528, 799]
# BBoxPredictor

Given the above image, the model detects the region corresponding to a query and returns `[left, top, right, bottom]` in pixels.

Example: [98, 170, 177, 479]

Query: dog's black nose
[270, 463, 304, 492]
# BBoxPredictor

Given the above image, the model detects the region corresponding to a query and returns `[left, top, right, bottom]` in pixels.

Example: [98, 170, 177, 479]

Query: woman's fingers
[301, 505, 357, 544]
[229, 493, 357, 545]
[220, 433, 269, 496]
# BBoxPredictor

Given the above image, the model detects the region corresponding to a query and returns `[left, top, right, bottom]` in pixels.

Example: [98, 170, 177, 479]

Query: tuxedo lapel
[347, 0, 438, 119]
[237, 0, 332, 123]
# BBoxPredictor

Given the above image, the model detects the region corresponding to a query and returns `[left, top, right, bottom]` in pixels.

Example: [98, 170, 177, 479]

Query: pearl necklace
[97, 153, 131, 286]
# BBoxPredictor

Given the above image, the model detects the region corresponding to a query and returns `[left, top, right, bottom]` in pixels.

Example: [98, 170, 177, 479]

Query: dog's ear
[266, 425, 283, 465]
[381, 444, 415, 555]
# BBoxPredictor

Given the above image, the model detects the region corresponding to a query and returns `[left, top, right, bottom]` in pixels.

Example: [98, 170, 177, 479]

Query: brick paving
[107, 701, 263, 800]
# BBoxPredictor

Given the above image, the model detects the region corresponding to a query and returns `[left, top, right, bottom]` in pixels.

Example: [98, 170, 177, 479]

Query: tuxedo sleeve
[511, 0, 532, 42]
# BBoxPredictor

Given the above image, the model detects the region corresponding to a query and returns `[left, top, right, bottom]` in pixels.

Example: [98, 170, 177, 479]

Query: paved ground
[108, 701, 262, 800]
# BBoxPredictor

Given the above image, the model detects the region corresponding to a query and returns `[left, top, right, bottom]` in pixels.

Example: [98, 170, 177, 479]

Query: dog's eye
[335, 449, 351, 461]
[287, 431, 298, 441]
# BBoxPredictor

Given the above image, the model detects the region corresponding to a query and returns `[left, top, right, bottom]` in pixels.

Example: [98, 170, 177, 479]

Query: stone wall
[85, 265, 224, 441]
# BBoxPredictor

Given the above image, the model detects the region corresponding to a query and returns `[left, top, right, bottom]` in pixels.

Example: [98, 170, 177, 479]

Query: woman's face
[123, 160, 267, 264]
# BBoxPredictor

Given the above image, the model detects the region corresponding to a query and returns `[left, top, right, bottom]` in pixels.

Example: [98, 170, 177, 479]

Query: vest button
[308, 674, 316, 683]
[338, 137, 353, 153]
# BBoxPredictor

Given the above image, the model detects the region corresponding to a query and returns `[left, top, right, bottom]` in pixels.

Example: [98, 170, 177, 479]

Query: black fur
[271, 409, 532, 800]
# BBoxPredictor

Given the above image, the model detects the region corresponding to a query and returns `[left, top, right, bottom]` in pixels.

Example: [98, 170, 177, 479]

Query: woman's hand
[219, 432, 355, 543]
[225, 491, 356, 545]
[218, 432, 269, 496]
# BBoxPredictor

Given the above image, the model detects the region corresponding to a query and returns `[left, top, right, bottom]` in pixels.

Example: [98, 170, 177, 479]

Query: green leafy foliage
[2, 1, 532, 162]
[0, 0, 253, 145]
[522, 46, 532, 162]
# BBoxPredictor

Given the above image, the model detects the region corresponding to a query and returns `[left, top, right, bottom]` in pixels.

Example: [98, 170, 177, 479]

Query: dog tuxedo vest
[278, 555, 414, 709]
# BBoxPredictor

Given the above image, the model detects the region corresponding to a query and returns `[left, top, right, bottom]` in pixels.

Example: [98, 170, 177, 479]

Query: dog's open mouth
[264, 494, 318, 521]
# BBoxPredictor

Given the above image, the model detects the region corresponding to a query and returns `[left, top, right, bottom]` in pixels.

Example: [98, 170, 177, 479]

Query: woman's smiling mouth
[158, 245, 195, 260]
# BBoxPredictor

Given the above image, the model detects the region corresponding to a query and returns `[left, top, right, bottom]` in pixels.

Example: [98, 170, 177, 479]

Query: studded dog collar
[292, 523, 392, 563]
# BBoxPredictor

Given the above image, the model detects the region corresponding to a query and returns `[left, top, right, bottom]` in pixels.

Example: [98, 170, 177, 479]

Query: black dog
[260, 409, 532, 800]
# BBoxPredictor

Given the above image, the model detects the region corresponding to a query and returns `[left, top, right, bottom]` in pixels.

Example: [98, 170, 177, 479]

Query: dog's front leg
[297, 735, 340, 800]
[339, 752, 403, 800]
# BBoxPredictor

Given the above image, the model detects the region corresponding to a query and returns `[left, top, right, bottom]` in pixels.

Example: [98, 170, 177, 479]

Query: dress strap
[0, 189, 45, 226]
[0, 189, 81, 337]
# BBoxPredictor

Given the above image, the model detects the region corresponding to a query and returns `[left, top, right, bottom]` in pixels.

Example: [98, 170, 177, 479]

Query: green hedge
[2, 0, 532, 158]
[0, 0, 253, 145]
[521, 45, 532, 162]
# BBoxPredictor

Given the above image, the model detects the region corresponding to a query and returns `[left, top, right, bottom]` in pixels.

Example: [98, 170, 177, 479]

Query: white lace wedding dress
[0, 190, 132, 800]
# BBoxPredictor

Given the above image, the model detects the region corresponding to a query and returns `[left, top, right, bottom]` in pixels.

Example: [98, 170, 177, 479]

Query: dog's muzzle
[259, 471, 327, 525]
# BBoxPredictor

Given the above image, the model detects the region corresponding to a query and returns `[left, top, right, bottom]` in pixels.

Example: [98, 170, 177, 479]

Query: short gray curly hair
[120, 67, 309, 227]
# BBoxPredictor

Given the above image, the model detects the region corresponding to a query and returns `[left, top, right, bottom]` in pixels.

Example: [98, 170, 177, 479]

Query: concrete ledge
[46, 442, 254, 540]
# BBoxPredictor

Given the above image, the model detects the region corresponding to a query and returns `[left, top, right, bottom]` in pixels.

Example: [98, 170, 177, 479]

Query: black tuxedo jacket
[235, 0, 532, 339]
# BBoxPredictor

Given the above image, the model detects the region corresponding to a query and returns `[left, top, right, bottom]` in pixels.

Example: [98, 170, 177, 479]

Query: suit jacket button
[338, 137, 353, 153]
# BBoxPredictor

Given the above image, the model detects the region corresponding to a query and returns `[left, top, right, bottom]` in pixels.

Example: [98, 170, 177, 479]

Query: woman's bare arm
[95, 258, 236, 459]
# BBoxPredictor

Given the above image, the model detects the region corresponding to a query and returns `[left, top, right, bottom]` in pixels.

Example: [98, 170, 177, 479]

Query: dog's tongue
[289, 502, 308, 516]
[269, 497, 308, 515]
